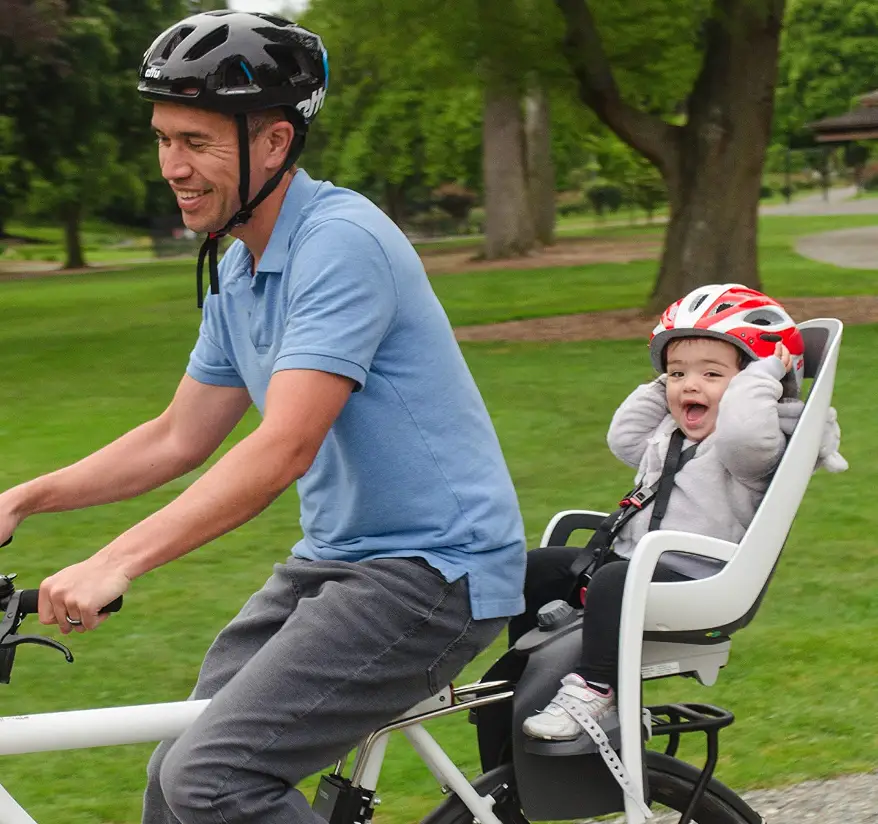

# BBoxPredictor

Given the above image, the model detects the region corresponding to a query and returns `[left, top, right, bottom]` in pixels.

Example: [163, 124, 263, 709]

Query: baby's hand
[775, 342, 792, 373]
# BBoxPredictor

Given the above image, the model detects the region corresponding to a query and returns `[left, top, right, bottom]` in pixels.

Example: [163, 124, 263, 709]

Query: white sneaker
[522, 674, 616, 741]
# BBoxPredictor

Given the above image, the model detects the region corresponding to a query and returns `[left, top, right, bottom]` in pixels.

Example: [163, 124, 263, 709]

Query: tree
[0, 0, 65, 237]
[774, 0, 878, 191]
[0, 0, 187, 267]
[482, 68, 535, 257]
[526, 82, 556, 245]
[776, 0, 878, 135]
[302, 0, 565, 258]
[555, 0, 785, 310]
[301, 5, 482, 224]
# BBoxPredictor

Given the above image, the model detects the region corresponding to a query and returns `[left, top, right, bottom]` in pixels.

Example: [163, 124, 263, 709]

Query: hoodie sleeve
[607, 376, 671, 469]
[713, 356, 787, 483]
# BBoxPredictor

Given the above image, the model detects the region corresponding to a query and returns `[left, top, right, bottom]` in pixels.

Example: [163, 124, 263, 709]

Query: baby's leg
[577, 559, 691, 686]
[523, 557, 689, 741]
[576, 560, 630, 687]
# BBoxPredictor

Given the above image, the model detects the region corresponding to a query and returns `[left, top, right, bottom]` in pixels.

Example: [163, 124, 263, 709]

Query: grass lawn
[432, 214, 878, 326]
[2, 220, 160, 266]
[0, 224, 875, 822]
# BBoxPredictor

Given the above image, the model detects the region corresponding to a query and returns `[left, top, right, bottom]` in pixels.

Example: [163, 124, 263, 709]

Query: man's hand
[38, 554, 130, 634]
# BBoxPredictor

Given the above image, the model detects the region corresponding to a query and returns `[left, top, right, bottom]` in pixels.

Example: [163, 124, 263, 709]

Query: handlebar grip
[17, 590, 124, 617]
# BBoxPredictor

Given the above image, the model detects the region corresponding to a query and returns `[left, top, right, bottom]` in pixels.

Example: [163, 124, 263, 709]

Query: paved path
[762, 186, 878, 216]
[758, 185, 878, 270]
[739, 771, 878, 824]
[599, 771, 878, 823]
[795, 226, 878, 270]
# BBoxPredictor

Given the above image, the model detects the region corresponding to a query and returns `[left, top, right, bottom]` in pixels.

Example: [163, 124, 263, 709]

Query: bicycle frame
[0, 680, 515, 824]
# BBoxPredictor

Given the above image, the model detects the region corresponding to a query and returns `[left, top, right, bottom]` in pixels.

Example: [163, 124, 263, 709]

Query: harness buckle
[620, 488, 650, 509]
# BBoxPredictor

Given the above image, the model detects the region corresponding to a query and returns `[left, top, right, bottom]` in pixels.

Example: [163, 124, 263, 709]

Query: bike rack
[647, 702, 735, 824]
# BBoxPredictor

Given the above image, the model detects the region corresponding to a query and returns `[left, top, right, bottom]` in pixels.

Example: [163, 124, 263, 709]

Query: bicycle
[0, 570, 760, 824]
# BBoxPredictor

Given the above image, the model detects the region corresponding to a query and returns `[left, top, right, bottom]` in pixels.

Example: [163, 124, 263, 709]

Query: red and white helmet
[649, 284, 805, 395]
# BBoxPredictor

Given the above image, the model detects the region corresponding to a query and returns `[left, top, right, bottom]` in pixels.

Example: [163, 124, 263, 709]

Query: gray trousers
[142, 556, 506, 824]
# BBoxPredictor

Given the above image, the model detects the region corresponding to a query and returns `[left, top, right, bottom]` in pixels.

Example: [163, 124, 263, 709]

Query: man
[0, 11, 525, 824]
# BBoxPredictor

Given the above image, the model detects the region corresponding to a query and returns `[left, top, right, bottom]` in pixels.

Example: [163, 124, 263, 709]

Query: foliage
[775, 0, 878, 139]
[0, 0, 187, 262]
[585, 0, 709, 117]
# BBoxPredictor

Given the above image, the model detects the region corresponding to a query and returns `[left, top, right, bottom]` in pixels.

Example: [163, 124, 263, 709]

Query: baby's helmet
[649, 284, 805, 395]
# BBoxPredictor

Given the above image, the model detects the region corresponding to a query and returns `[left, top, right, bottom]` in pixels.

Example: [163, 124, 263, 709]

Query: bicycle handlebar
[16, 590, 124, 617]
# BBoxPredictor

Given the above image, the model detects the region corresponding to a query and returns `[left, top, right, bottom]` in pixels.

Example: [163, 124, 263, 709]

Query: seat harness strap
[568, 429, 697, 599]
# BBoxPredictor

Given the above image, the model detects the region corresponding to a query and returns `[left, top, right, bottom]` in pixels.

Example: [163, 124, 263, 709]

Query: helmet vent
[160, 26, 195, 62]
[711, 301, 735, 314]
[264, 44, 304, 83]
[743, 309, 781, 326]
[168, 82, 199, 97]
[688, 294, 707, 312]
[184, 25, 230, 61]
[223, 60, 260, 90]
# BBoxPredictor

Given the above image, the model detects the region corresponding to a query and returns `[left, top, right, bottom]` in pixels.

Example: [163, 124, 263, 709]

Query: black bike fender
[646, 751, 763, 824]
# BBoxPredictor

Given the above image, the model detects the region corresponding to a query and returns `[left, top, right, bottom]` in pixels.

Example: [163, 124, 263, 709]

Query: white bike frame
[0, 680, 515, 824]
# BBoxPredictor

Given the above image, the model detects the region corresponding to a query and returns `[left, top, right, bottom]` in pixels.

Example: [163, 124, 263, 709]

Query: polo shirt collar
[255, 168, 320, 275]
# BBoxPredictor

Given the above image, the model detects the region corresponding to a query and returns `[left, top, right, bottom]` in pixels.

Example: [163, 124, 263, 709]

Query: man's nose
[160, 144, 193, 182]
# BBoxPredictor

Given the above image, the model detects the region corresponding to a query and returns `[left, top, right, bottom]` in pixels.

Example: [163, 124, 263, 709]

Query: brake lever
[0, 632, 73, 662]
[0, 589, 74, 683]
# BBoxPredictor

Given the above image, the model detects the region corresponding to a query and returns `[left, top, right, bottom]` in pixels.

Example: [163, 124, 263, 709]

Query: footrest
[523, 711, 621, 756]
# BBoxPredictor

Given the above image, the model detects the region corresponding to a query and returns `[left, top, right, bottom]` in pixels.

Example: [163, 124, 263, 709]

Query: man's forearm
[7, 417, 201, 520]
[99, 426, 308, 580]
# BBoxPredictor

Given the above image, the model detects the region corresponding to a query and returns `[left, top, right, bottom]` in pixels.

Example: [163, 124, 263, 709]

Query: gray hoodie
[607, 357, 788, 560]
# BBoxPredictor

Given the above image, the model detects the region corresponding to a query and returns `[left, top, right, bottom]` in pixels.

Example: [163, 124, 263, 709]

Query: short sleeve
[186, 294, 247, 388]
[272, 220, 398, 389]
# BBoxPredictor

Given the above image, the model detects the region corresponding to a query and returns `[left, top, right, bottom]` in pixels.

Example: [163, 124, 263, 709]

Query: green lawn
[429, 214, 878, 326]
[0, 225, 875, 822]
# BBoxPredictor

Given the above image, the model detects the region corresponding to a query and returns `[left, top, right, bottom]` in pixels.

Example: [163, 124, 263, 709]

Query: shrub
[586, 183, 623, 216]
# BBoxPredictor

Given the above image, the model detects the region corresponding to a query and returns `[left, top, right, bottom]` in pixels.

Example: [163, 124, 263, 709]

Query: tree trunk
[525, 82, 556, 246]
[62, 204, 85, 269]
[383, 181, 407, 227]
[650, 3, 782, 311]
[482, 75, 536, 259]
[555, 0, 785, 311]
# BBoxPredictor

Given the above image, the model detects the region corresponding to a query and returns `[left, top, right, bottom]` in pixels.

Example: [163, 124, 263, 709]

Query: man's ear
[264, 120, 295, 171]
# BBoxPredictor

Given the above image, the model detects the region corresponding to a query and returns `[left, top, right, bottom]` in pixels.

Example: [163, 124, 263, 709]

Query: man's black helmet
[138, 11, 328, 129]
[138, 11, 330, 308]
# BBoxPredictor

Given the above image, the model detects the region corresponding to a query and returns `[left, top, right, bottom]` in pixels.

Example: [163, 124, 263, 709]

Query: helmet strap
[195, 111, 306, 308]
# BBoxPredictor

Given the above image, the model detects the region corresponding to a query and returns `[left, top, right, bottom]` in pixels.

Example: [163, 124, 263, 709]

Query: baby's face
[665, 338, 742, 441]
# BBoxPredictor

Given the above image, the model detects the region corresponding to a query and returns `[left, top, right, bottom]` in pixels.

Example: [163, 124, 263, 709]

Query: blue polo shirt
[186, 169, 525, 619]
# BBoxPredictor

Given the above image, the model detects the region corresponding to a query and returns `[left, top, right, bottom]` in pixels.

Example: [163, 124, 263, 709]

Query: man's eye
[156, 135, 170, 146]
[188, 140, 206, 150]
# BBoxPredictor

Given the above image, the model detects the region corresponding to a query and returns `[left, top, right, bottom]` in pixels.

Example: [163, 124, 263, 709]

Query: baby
[515, 284, 846, 742]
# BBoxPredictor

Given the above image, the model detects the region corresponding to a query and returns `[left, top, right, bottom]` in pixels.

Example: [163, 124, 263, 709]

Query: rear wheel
[422, 761, 757, 824]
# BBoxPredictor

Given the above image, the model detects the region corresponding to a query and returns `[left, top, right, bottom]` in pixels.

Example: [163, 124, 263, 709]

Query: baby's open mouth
[683, 402, 708, 424]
